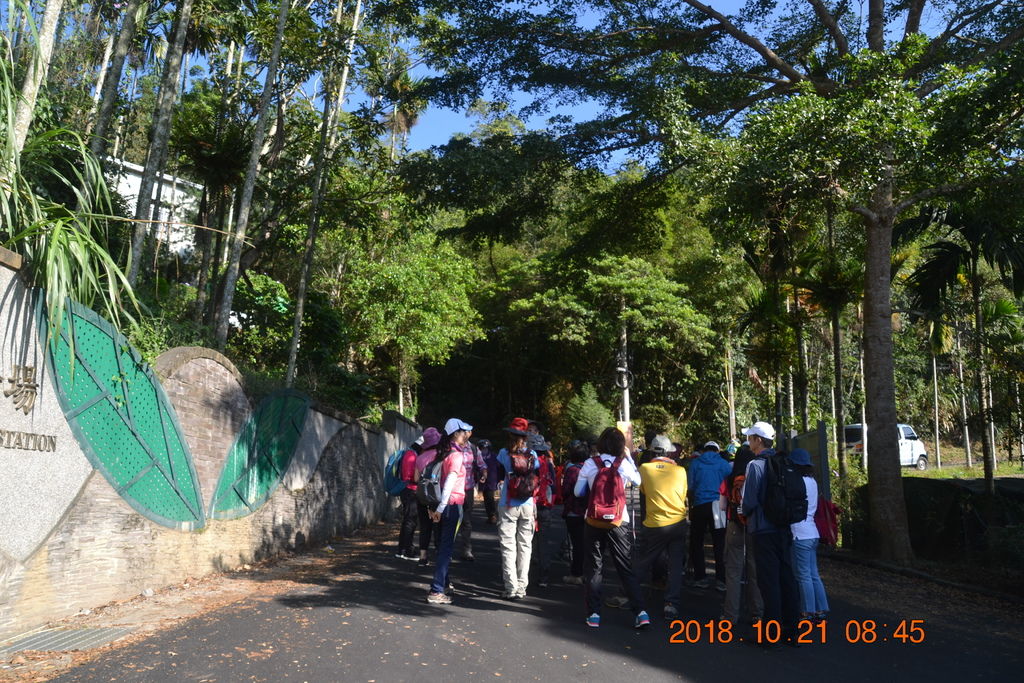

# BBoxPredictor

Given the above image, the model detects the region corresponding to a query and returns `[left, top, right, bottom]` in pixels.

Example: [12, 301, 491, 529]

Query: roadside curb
[820, 549, 1024, 605]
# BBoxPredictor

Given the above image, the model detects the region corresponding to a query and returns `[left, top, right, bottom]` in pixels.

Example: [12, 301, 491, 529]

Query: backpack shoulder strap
[592, 455, 606, 468]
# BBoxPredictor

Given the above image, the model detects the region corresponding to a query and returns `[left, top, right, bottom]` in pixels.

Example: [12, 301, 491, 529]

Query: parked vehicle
[844, 423, 929, 470]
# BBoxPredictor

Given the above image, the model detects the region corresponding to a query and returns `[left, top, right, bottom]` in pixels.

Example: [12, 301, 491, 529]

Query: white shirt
[791, 476, 819, 540]
[574, 453, 641, 525]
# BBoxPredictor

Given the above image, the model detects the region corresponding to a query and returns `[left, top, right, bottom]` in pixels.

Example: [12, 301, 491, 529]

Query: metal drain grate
[0, 627, 132, 657]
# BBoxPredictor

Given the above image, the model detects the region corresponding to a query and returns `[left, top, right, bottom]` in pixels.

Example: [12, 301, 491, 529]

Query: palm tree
[901, 202, 1024, 495]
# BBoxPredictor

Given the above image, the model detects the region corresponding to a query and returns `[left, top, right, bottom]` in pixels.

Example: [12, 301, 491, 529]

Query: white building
[105, 158, 203, 257]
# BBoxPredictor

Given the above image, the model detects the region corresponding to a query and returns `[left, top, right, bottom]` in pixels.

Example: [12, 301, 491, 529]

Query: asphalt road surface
[53, 499, 1024, 682]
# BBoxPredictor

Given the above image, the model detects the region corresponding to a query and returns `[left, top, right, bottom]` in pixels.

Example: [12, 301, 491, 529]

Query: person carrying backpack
[414, 428, 443, 567]
[788, 448, 830, 622]
[687, 441, 732, 591]
[457, 436, 487, 562]
[496, 417, 540, 600]
[635, 434, 689, 619]
[478, 439, 500, 524]
[529, 434, 556, 587]
[740, 421, 801, 646]
[574, 427, 649, 629]
[395, 436, 424, 560]
[718, 446, 763, 628]
[425, 418, 473, 604]
[560, 439, 590, 585]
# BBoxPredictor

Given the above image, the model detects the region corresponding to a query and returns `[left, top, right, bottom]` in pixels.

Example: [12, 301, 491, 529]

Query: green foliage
[566, 384, 614, 442]
[0, 34, 136, 337]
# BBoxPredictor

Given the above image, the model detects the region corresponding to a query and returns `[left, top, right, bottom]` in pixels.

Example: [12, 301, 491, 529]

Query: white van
[844, 423, 929, 470]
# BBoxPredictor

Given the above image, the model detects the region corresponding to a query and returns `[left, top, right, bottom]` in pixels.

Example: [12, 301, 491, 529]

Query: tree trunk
[9, 0, 65, 159]
[832, 307, 847, 476]
[955, 330, 973, 466]
[725, 342, 737, 441]
[794, 290, 809, 433]
[861, 204, 915, 565]
[214, 0, 291, 348]
[970, 260, 996, 495]
[129, 0, 194, 286]
[932, 351, 942, 468]
[89, 0, 143, 158]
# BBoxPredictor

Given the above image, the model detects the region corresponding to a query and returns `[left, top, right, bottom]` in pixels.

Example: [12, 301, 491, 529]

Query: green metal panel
[40, 299, 205, 530]
[208, 390, 310, 520]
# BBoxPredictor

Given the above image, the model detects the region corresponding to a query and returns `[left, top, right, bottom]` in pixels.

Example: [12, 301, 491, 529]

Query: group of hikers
[390, 415, 831, 643]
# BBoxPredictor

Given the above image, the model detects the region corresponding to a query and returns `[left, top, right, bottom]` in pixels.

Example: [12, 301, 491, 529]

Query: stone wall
[0, 253, 418, 640]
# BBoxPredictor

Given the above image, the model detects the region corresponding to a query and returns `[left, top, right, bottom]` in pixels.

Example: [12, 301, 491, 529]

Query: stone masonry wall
[0, 347, 416, 640]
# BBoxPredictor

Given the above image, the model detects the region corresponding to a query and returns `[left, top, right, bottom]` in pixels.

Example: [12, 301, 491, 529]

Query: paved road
[54, 500, 1024, 682]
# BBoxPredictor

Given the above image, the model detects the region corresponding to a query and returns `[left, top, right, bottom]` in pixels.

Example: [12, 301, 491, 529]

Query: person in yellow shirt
[637, 434, 689, 619]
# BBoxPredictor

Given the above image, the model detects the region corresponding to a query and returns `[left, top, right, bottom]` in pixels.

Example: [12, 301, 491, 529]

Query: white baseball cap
[443, 418, 473, 435]
[741, 421, 776, 441]
[650, 435, 673, 453]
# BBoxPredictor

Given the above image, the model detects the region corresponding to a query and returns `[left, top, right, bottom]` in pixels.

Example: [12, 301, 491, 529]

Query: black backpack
[416, 458, 445, 508]
[762, 453, 808, 526]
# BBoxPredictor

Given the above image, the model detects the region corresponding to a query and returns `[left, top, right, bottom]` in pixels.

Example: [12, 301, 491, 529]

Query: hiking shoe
[395, 552, 416, 561]
[537, 578, 549, 588]
[635, 611, 651, 629]
[426, 592, 452, 604]
[562, 575, 584, 585]
[663, 604, 679, 619]
[417, 557, 430, 567]
[605, 595, 629, 609]
[446, 583, 455, 596]
[586, 613, 601, 628]
[458, 553, 475, 562]
[694, 578, 712, 589]
[715, 581, 727, 593]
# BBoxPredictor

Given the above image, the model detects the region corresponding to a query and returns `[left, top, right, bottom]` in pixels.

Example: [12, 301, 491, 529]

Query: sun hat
[503, 417, 529, 436]
[789, 448, 812, 466]
[444, 417, 473, 435]
[421, 427, 442, 449]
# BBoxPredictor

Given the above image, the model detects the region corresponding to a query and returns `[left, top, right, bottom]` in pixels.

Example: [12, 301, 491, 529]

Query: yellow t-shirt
[639, 458, 689, 528]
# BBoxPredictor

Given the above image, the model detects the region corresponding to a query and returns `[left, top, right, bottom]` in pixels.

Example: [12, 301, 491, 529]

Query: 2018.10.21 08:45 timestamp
[668, 619, 926, 644]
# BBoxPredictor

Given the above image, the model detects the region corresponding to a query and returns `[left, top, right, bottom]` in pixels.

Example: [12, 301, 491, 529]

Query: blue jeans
[791, 537, 829, 614]
[430, 505, 462, 594]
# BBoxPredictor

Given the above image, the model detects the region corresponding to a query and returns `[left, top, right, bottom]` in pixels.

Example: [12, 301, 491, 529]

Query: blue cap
[789, 448, 811, 466]
[443, 418, 473, 435]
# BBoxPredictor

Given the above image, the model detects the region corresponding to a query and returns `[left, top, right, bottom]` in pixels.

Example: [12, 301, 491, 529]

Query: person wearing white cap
[739, 420, 801, 645]
[687, 440, 732, 590]
[425, 418, 473, 604]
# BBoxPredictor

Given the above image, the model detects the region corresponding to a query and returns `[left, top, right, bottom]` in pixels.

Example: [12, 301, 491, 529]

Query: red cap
[503, 417, 529, 436]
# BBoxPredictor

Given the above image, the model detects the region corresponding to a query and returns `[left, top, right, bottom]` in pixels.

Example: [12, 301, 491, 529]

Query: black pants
[753, 529, 800, 638]
[482, 489, 498, 520]
[531, 505, 553, 577]
[418, 502, 439, 553]
[689, 501, 726, 581]
[397, 488, 418, 555]
[636, 520, 689, 610]
[583, 523, 646, 616]
[565, 516, 585, 576]
[457, 489, 475, 555]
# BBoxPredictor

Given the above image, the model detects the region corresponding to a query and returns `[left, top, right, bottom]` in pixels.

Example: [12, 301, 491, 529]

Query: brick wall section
[0, 349, 416, 640]
[154, 348, 250, 506]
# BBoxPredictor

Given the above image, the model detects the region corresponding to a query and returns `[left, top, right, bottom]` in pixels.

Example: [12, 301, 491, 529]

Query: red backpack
[585, 455, 626, 528]
[815, 496, 842, 546]
[507, 450, 538, 500]
[534, 455, 555, 508]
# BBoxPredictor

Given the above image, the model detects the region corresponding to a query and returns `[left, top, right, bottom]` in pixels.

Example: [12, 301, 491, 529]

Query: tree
[214, 0, 291, 348]
[405, 0, 1024, 564]
[901, 198, 1024, 494]
[89, 0, 146, 158]
[8, 0, 64, 159]
[129, 0, 195, 286]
